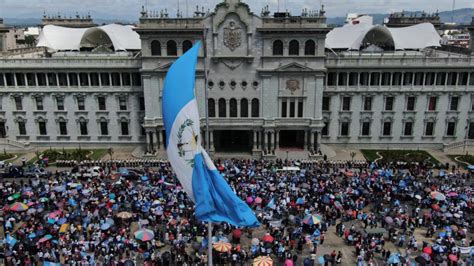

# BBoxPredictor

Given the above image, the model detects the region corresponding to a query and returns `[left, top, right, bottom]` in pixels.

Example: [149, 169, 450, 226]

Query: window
[436, 72, 446, 86]
[59, 121, 67, 135]
[425, 72, 435, 85]
[79, 121, 88, 135]
[382, 122, 392, 136]
[111, 73, 121, 86]
[56, 97, 64, 111]
[38, 121, 47, 135]
[288, 40, 299, 55]
[446, 122, 456, 136]
[359, 72, 369, 86]
[392, 72, 402, 86]
[151, 40, 161, 56]
[385, 96, 394, 111]
[119, 97, 127, 111]
[47, 73, 57, 86]
[349, 73, 358, 86]
[404, 122, 413, 136]
[122, 73, 131, 86]
[341, 96, 351, 111]
[363, 96, 372, 111]
[322, 122, 329, 136]
[322, 96, 330, 111]
[121, 121, 129, 135]
[298, 101, 303, 117]
[79, 73, 89, 86]
[229, 98, 237, 117]
[406, 96, 416, 111]
[208, 99, 216, 117]
[414, 72, 424, 86]
[304, 40, 315, 55]
[251, 99, 259, 117]
[15, 73, 25, 86]
[450, 96, 459, 111]
[100, 121, 108, 135]
[132, 73, 141, 86]
[327, 72, 337, 86]
[447, 72, 457, 86]
[428, 96, 437, 111]
[36, 97, 44, 110]
[370, 73, 380, 86]
[458, 73, 468, 86]
[338, 73, 348, 86]
[14, 96, 22, 110]
[77, 98, 85, 110]
[381, 73, 391, 86]
[281, 100, 287, 117]
[167, 40, 177, 56]
[90, 73, 99, 86]
[361, 122, 371, 136]
[340, 122, 349, 136]
[425, 121, 434, 136]
[69, 73, 78, 86]
[240, 99, 248, 117]
[182, 40, 193, 53]
[58, 73, 67, 86]
[218, 98, 226, 117]
[0, 74, 4, 86]
[139, 97, 145, 111]
[403, 72, 413, 86]
[4, 73, 14, 86]
[98, 96, 106, 110]
[289, 101, 295, 117]
[470, 72, 474, 86]
[272, 40, 283, 55]
[100, 73, 110, 86]
[18, 121, 26, 135]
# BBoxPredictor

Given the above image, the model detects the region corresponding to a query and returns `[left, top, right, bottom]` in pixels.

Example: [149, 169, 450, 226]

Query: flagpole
[202, 25, 213, 266]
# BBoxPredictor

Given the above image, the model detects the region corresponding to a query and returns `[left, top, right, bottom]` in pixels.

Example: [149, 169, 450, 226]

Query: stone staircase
[0, 138, 30, 151]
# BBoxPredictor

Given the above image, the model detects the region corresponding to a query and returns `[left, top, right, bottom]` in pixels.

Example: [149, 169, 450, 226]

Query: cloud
[0, 0, 472, 19]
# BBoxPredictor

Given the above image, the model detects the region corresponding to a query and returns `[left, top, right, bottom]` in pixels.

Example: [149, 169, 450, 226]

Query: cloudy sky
[0, 0, 473, 20]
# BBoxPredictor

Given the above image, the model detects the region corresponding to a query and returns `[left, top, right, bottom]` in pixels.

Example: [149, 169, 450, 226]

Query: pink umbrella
[246, 197, 254, 204]
[447, 191, 458, 197]
[48, 210, 62, 218]
[255, 197, 263, 204]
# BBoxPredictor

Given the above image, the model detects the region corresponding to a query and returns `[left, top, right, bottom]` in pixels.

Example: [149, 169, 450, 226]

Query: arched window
[151, 40, 161, 56]
[240, 98, 248, 117]
[229, 98, 237, 117]
[304, 40, 315, 55]
[251, 98, 259, 117]
[167, 40, 177, 56]
[289, 40, 299, 55]
[182, 40, 193, 53]
[272, 40, 283, 55]
[218, 98, 226, 117]
[208, 98, 215, 117]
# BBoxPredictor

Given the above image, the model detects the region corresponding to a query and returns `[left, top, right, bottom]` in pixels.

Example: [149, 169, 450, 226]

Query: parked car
[0, 166, 24, 179]
[23, 167, 51, 178]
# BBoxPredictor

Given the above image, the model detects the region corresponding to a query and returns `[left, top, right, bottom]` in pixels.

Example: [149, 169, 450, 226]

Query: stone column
[253, 130, 257, 150]
[270, 131, 275, 152]
[158, 130, 164, 150]
[263, 131, 268, 153]
[310, 130, 315, 151]
[148, 131, 154, 153]
[209, 130, 215, 152]
[316, 131, 322, 152]
[152, 131, 159, 152]
[275, 130, 280, 150]
[226, 99, 230, 118]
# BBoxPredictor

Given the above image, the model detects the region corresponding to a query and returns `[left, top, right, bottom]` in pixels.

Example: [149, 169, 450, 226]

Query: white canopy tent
[37, 24, 141, 52]
[326, 22, 441, 51]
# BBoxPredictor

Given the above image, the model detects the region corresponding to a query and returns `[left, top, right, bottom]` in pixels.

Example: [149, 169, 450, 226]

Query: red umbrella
[423, 246, 432, 255]
[262, 233, 274, 243]
[431, 204, 440, 211]
[448, 254, 458, 262]
[232, 229, 242, 239]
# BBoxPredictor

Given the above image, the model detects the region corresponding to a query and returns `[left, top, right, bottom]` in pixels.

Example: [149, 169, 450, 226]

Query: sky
[0, 0, 473, 20]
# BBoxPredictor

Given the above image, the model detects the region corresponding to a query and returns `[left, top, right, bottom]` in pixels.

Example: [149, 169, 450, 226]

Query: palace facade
[0, 0, 474, 158]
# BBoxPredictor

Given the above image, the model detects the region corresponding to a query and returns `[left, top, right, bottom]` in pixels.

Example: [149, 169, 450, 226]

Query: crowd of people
[0, 157, 472, 265]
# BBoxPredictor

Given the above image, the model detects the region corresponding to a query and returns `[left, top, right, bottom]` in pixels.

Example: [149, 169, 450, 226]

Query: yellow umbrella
[213, 242, 232, 253]
[253, 256, 273, 266]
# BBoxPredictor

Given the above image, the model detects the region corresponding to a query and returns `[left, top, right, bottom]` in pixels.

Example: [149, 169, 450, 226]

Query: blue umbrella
[398, 180, 407, 188]
[296, 197, 304, 205]
[28, 233, 36, 239]
[141, 175, 149, 181]
[68, 198, 77, 206]
[119, 168, 129, 175]
[467, 165, 474, 170]
[109, 193, 116, 200]
[58, 218, 67, 225]
[100, 223, 111, 230]
[388, 253, 401, 264]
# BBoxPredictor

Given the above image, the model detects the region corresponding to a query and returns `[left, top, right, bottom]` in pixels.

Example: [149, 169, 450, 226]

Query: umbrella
[39, 197, 49, 203]
[213, 242, 232, 252]
[384, 216, 393, 224]
[253, 256, 273, 266]
[448, 254, 458, 262]
[58, 218, 67, 225]
[255, 197, 262, 204]
[415, 195, 422, 200]
[296, 197, 304, 205]
[334, 201, 343, 209]
[430, 191, 446, 201]
[432, 244, 446, 253]
[232, 229, 242, 239]
[251, 238, 260, 246]
[12, 193, 21, 199]
[10, 202, 28, 212]
[421, 253, 431, 261]
[431, 204, 440, 211]
[423, 246, 432, 255]
[246, 197, 253, 204]
[303, 214, 322, 225]
[467, 165, 474, 170]
[447, 191, 458, 197]
[116, 211, 133, 219]
[100, 223, 112, 230]
[28, 233, 36, 239]
[38, 234, 53, 243]
[134, 228, 155, 242]
[387, 254, 401, 264]
[262, 233, 274, 243]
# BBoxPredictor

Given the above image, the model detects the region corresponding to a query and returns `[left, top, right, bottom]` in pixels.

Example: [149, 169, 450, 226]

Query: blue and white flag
[162, 42, 259, 227]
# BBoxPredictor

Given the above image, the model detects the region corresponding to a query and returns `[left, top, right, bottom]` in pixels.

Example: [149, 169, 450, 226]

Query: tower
[0, 19, 9, 52]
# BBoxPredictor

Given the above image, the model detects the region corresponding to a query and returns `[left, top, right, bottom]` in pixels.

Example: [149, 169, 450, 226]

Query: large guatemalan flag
[162, 42, 259, 227]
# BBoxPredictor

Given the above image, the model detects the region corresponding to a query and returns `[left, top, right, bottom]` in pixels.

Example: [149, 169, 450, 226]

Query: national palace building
[1, 0, 474, 158]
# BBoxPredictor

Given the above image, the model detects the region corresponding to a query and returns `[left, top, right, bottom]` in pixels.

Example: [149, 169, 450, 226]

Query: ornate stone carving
[223, 21, 242, 51]
[286, 80, 300, 94]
